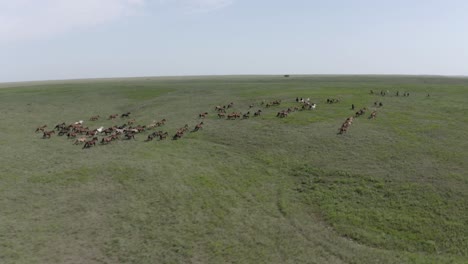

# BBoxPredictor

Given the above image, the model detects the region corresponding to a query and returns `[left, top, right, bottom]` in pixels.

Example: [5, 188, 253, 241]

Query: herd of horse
[35, 94, 386, 149]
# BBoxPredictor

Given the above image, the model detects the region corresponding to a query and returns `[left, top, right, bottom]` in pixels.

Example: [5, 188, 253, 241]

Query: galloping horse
[42, 130, 56, 138]
[74, 137, 87, 145]
[83, 137, 98, 149]
[155, 119, 167, 127]
[159, 132, 168, 140]
[35, 125, 47, 133]
[192, 122, 204, 132]
[121, 112, 131, 118]
[101, 136, 113, 144]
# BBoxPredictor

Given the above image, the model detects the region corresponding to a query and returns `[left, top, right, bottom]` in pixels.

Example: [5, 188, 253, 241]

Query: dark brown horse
[42, 130, 55, 138]
[83, 137, 98, 149]
[155, 119, 167, 127]
[159, 132, 168, 140]
[172, 131, 184, 140]
[121, 112, 131, 118]
[35, 125, 47, 133]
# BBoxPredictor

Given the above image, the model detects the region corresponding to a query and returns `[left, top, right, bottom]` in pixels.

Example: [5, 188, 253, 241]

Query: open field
[0, 75, 467, 263]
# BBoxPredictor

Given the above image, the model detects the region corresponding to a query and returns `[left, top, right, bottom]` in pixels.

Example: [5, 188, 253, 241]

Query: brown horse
[90, 115, 100, 121]
[124, 132, 136, 140]
[145, 134, 156, 142]
[67, 132, 77, 139]
[155, 119, 167, 127]
[192, 122, 204, 132]
[121, 112, 131, 118]
[172, 131, 184, 140]
[35, 125, 47, 133]
[108, 114, 118, 120]
[42, 130, 55, 138]
[199, 112, 208, 118]
[54, 122, 66, 131]
[83, 137, 98, 149]
[159, 132, 168, 140]
[277, 111, 288, 118]
[101, 136, 113, 144]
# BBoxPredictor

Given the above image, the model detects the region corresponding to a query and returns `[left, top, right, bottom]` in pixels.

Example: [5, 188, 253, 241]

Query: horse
[42, 130, 55, 138]
[86, 130, 98, 137]
[124, 132, 136, 140]
[54, 122, 66, 131]
[172, 131, 184, 140]
[83, 137, 98, 149]
[35, 125, 47, 133]
[101, 136, 113, 144]
[218, 113, 225, 118]
[369, 111, 377, 119]
[199, 112, 208, 118]
[67, 132, 77, 139]
[254, 110, 262, 117]
[192, 122, 204, 132]
[58, 128, 70, 136]
[90, 115, 100, 121]
[226, 113, 237, 120]
[74, 137, 87, 145]
[159, 132, 168, 140]
[121, 112, 131, 118]
[155, 119, 166, 127]
[145, 132, 157, 142]
[242, 112, 250, 119]
[108, 114, 118, 120]
[277, 111, 288, 118]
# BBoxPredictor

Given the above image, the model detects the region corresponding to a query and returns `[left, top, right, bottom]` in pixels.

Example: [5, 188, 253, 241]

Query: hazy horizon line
[2, 73, 468, 87]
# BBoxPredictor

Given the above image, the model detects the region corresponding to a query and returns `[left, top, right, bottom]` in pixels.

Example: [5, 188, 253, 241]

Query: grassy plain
[0, 75, 467, 263]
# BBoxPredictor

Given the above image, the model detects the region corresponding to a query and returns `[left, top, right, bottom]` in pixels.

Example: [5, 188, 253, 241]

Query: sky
[1, 0, 468, 82]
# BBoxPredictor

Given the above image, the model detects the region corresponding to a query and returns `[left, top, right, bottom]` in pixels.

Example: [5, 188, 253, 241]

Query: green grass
[0, 75, 467, 263]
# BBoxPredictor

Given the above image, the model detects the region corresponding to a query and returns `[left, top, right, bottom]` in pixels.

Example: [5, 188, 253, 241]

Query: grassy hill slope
[0, 75, 467, 263]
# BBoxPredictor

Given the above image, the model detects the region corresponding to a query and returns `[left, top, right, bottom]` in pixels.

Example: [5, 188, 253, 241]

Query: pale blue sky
[1, 0, 467, 82]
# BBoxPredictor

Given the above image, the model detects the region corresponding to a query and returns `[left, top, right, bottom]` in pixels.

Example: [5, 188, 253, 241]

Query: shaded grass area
[294, 166, 468, 256]
[0, 75, 467, 263]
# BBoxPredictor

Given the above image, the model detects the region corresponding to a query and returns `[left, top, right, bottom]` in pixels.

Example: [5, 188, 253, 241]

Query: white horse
[96, 126, 104, 133]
